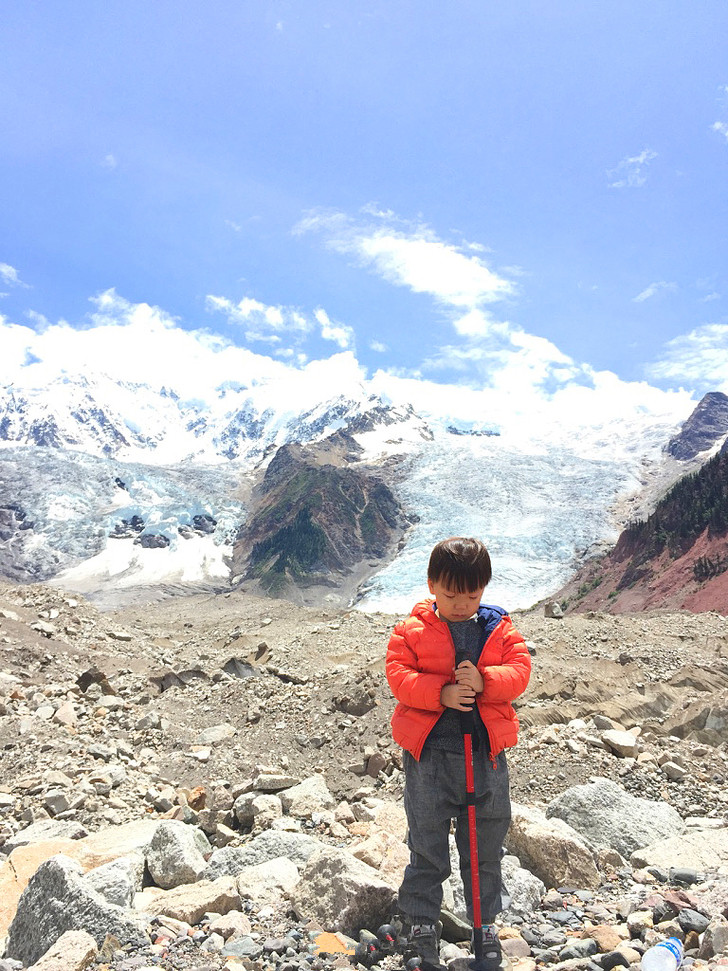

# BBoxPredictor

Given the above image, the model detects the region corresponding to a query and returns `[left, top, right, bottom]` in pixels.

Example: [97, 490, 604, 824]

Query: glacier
[0, 363, 692, 612]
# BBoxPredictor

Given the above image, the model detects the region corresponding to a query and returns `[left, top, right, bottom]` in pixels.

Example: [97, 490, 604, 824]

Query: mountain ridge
[554, 395, 728, 614]
[0, 370, 717, 613]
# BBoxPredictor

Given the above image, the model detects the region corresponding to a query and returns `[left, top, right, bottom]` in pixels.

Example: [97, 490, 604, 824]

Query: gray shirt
[423, 615, 490, 755]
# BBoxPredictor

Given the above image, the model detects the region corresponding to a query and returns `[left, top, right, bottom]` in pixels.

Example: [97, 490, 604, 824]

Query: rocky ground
[1, 582, 728, 971]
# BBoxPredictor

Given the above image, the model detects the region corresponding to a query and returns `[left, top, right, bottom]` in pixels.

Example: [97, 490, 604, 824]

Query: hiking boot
[405, 922, 440, 966]
[477, 925, 503, 970]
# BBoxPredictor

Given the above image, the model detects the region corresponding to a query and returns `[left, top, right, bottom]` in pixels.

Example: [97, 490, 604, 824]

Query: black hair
[427, 536, 492, 592]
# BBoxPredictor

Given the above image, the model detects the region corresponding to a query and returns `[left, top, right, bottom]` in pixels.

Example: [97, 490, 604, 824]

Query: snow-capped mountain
[0, 367, 697, 612]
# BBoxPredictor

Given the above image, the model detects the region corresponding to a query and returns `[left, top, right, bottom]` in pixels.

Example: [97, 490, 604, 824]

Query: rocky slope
[231, 434, 417, 607]
[556, 445, 728, 615]
[1, 582, 728, 970]
[556, 394, 728, 615]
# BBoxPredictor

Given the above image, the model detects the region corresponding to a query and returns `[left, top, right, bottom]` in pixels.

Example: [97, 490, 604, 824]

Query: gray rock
[677, 908, 710, 934]
[289, 845, 396, 936]
[279, 775, 336, 817]
[196, 723, 236, 744]
[501, 855, 547, 917]
[697, 918, 728, 960]
[630, 827, 728, 870]
[233, 792, 282, 829]
[546, 778, 684, 857]
[204, 830, 323, 879]
[559, 938, 598, 960]
[3, 819, 88, 854]
[146, 820, 211, 889]
[221, 936, 263, 959]
[6, 854, 148, 966]
[83, 853, 145, 908]
[235, 857, 300, 906]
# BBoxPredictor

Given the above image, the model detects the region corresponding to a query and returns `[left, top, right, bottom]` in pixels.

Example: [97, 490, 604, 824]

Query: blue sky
[2, 0, 728, 405]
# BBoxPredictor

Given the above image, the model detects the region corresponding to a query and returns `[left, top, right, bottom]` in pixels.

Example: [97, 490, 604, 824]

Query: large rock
[204, 830, 323, 879]
[279, 775, 336, 817]
[506, 804, 600, 889]
[0, 821, 160, 939]
[6, 855, 148, 966]
[630, 828, 728, 870]
[27, 929, 97, 971]
[545, 778, 684, 857]
[138, 875, 241, 925]
[146, 820, 211, 889]
[2, 820, 89, 855]
[445, 838, 545, 921]
[236, 857, 300, 906]
[83, 853, 144, 908]
[289, 845, 396, 936]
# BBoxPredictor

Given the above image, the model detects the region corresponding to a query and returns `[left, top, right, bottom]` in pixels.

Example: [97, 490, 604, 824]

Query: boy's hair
[428, 536, 492, 593]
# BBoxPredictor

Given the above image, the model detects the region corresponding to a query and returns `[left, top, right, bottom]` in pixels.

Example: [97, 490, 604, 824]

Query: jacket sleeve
[386, 621, 448, 712]
[480, 621, 531, 702]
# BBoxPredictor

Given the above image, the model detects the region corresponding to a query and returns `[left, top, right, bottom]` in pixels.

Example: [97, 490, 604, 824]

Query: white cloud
[102, 154, 118, 169]
[296, 210, 515, 318]
[314, 307, 354, 349]
[206, 293, 356, 352]
[712, 121, 728, 142]
[608, 149, 658, 188]
[297, 208, 607, 396]
[370, 340, 388, 353]
[632, 281, 677, 303]
[0, 263, 28, 289]
[206, 293, 315, 347]
[0, 289, 290, 398]
[646, 322, 728, 394]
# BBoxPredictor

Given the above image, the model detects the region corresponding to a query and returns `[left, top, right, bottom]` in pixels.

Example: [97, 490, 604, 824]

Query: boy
[386, 537, 531, 970]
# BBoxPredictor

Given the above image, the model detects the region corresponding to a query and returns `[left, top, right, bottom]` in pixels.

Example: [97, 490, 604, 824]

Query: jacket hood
[410, 598, 508, 629]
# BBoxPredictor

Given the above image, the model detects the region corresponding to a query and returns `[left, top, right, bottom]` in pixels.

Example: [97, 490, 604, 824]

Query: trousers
[398, 746, 511, 925]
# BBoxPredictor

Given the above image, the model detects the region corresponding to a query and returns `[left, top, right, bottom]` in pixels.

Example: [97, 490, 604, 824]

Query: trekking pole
[460, 704, 486, 971]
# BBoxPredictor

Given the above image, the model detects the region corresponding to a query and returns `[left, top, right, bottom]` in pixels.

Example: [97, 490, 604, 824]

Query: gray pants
[399, 746, 511, 925]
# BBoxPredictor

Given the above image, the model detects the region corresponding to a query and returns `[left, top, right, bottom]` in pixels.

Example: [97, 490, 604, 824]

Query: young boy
[386, 537, 531, 970]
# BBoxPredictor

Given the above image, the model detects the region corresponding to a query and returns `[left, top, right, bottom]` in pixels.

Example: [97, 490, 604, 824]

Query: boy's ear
[427, 578, 435, 595]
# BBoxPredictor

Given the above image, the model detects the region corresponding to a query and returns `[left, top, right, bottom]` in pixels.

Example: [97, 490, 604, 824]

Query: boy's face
[427, 578, 485, 623]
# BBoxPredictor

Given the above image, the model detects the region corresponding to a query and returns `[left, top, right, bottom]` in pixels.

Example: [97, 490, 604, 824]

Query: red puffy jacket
[386, 599, 531, 762]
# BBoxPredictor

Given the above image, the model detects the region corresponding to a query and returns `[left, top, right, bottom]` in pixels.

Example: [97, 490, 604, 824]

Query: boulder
[545, 778, 684, 857]
[501, 855, 546, 917]
[601, 730, 638, 758]
[6, 855, 148, 967]
[27, 929, 97, 971]
[140, 875, 241, 925]
[289, 845, 396, 936]
[233, 793, 282, 829]
[698, 917, 728, 960]
[204, 830, 322, 879]
[630, 828, 728, 870]
[506, 804, 601, 889]
[236, 857, 300, 905]
[146, 820, 211, 889]
[3, 820, 89, 855]
[279, 775, 336, 817]
[83, 853, 144, 908]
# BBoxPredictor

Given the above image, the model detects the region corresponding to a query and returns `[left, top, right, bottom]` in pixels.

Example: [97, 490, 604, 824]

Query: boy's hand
[440, 682, 476, 711]
[454, 660, 484, 693]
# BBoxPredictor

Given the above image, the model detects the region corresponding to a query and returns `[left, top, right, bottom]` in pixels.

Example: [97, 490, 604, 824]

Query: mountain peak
[667, 391, 728, 461]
